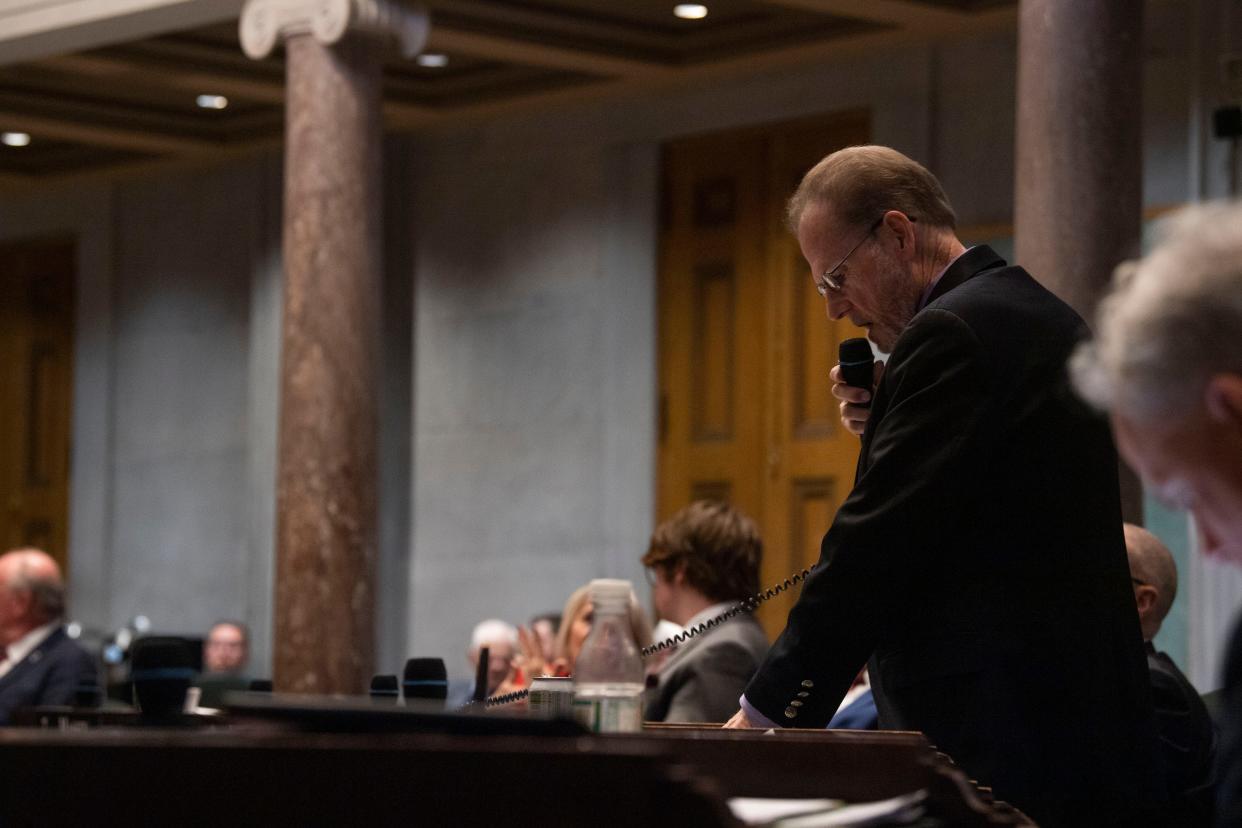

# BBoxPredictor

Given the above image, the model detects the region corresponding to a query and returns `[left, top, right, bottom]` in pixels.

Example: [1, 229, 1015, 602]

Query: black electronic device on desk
[224, 692, 586, 737]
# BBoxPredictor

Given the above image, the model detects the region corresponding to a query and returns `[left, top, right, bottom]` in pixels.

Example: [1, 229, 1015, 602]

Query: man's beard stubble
[866, 248, 922, 353]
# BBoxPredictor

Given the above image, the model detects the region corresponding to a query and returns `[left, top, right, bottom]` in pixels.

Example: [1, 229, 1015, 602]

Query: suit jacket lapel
[853, 244, 1006, 477]
[0, 628, 63, 689]
[924, 244, 1005, 306]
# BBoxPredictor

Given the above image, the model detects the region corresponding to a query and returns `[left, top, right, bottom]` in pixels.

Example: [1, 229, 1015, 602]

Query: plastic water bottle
[573, 578, 645, 733]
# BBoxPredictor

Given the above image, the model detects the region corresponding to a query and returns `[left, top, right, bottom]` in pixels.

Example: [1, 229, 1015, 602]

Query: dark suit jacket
[1145, 643, 1215, 825]
[1215, 613, 1242, 826]
[0, 626, 98, 725]
[645, 614, 767, 724]
[744, 246, 1164, 826]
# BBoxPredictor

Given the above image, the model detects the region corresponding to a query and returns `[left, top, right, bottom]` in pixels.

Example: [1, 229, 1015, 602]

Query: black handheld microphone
[472, 646, 490, 703]
[130, 636, 195, 720]
[370, 674, 399, 703]
[402, 658, 448, 707]
[838, 338, 876, 408]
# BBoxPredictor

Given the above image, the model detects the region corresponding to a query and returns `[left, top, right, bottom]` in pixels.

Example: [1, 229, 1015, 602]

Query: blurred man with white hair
[467, 618, 518, 697]
[1072, 201, 1242, 824]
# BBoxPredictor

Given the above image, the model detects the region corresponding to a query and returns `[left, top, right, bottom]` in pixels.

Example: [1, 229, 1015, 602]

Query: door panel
[659, 112, 869, 638]
[659, 134, 768, 550]
[0, 240, 75, 572]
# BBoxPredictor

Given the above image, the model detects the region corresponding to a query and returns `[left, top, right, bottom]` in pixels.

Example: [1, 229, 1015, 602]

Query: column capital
[240, 0, 429, 60]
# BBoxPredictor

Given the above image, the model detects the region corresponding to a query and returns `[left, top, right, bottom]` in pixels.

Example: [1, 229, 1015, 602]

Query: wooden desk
[0, 708, 1035, 826]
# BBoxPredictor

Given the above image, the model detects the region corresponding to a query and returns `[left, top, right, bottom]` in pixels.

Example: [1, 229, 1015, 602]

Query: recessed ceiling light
[196, 94, 229, 110]
[674, 4, 708, 19]
[417, 53, 449, 68]
[1, 132, 30, 147]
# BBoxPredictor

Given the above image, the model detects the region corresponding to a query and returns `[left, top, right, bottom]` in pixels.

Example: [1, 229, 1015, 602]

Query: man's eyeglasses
[815, 216, 885, 296]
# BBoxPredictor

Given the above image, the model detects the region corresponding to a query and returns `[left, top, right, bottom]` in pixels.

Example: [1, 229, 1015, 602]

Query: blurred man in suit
[643, 500, 767, 724]
[203, 620, 249, 676]
[1125, 523, 1215, 823]
[197, 620, 252, 708]
[0, 548, 97, 724]
[1072, 202, 1242, 823]
[727, 145, 1163, 827]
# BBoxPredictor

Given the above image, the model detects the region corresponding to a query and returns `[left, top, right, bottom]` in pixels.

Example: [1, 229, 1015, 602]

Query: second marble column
[274, 33, 382, 694]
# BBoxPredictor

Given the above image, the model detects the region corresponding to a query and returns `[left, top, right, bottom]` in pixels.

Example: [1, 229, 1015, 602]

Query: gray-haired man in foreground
[1072, 201, 1242, 824]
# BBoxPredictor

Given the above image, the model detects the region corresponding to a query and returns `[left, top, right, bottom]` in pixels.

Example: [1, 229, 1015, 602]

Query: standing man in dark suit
[724, 146, 1163, 826]
[1125, 523, 1216, 823]
[642, 501, 768, 724]
[0, 548, 97, 724]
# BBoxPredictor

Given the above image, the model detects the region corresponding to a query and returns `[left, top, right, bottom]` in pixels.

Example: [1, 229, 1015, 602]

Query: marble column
[1014, 0, 1145, 523]
[240, 0, 428, 693]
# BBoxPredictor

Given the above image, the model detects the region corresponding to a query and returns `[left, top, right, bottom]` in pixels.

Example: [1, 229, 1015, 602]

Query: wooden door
[0, 240, 75, 571]
[658, 112, 869, 637]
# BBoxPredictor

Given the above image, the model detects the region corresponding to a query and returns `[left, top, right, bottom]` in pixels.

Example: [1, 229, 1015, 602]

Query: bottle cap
[588, 578, 633, 610]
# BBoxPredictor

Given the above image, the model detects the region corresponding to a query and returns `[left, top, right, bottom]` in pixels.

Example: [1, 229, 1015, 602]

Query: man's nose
[825, 292, 850, 321]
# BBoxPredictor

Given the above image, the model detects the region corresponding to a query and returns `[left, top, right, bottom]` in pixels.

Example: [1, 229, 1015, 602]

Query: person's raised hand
[830, 360, 885, 436]
[512, 625, 547, 686]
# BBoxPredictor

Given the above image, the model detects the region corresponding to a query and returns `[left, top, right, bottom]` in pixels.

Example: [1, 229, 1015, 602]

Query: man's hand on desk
[723, 709, 756, 729]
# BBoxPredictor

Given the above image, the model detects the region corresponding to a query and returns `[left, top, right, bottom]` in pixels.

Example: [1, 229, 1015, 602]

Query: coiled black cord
[642, 567, 813, 657]
[472, 688, 530, 708]
[468, 566, 817, 708]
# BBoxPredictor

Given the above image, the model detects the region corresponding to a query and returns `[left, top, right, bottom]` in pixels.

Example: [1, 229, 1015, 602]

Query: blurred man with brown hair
[203, 620, 250, 676]
[642, 500, 767, 723]
[197, 620, 252, 708]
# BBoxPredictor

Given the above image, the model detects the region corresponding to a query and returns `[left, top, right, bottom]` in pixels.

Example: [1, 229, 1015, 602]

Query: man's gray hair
[1071, 201, 1242, 421]
[786, 145, 957, 234]
[11, 560, 66, 621]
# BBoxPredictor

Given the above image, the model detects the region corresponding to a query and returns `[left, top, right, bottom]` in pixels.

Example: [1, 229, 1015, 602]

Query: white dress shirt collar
[0, 620, 60, 679]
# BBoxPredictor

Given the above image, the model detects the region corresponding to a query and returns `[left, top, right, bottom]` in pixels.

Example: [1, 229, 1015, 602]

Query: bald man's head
[0, 548, 66, 645]
[1123, 524, 1178, 642]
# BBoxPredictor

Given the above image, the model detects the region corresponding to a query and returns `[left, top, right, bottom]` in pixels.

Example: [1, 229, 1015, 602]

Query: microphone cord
[465, 566, 816, 709]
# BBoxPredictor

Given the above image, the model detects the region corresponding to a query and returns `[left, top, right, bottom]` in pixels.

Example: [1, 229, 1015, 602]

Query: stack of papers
[727, 790, 927, 827]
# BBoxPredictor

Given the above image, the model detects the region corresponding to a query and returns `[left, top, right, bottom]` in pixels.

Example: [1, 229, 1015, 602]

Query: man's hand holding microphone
[832, 338, 884, 436]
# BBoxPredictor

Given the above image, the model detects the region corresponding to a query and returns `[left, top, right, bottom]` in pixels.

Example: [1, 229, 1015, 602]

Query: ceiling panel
[424, 0, 890, 64]
[901, 0, 1013, 10]
[0, 0, 1019, 181]
[0, 137, 152, 177]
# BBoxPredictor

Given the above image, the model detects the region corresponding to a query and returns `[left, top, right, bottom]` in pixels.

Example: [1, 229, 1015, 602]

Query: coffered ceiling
[0, 0, 1017, 184]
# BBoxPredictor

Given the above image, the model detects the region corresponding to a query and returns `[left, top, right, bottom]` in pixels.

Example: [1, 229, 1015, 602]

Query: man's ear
[1205, 374, 1242, 428]
[1134, 584, 1158, 617]
[882, 210, 916, 254]
[672, 561, 690, 587]
[10, 587, 34, 618]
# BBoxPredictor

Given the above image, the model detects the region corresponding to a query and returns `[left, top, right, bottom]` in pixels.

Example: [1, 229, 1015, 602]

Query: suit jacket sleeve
[40, 644, 98, 707]
[744, 309, 994, 726]
[663, 640, 762, 724]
